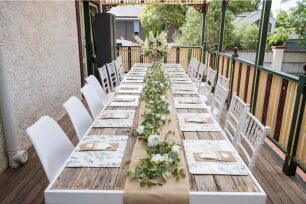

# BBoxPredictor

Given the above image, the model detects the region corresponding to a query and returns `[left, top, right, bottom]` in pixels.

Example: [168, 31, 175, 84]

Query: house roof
[233, 11, 276, 25]
[108, 5, 142, 19]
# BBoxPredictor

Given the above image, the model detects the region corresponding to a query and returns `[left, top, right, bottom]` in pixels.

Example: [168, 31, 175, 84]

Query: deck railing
[117, 45, 305, 175]
[116, 45, 202, 72]
[214, 51, 306, 175]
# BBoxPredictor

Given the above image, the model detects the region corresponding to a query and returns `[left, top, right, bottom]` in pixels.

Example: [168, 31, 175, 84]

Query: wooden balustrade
[217, 52, 306, 175]
[116, 46, 202, 72]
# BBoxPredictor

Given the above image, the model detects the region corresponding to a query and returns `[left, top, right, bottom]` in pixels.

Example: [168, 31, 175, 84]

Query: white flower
[160, 95, 166, 101]
[161, 115, 166, 121]
[136, 125, 144, 135]
[168, 105, 172, 112]
[160, 83, 164, 88]
[172, 145, 180, 156]
[151, 154, 165, 163]
[148, 134, 161, 146]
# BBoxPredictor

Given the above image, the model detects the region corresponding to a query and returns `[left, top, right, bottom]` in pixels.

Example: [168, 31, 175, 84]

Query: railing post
[200, 3, 209, 64]
[228, 47, 238, 107]
[283, 71, 306, 176]
[218, 0, 228, 52]
[176, 47, 180, 64]
[251, 0, 272, 113]
[128, 46, 131, 70]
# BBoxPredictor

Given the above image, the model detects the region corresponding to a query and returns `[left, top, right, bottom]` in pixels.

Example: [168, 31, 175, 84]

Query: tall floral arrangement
[134, 31, 171, 59]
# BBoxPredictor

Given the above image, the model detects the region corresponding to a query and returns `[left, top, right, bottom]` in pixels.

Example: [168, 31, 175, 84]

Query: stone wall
[0, 0, 81, 166]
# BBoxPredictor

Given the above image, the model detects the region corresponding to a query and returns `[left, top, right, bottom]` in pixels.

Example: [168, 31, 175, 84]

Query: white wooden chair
[224, 93, 250, 143]
[235, 111, 270, 171]
[114, 56, 125, 82]
[193, 63, 206, 89]
[217, 74, 230, 89]
[63, 96, 93, 140]
[98, 65, 111, 94]
[187, 58, 200, 80]
[81, 84, 105, 119]
[26, 116, 74, 182]
[209, 83, 229, 122]
[85, 75, 113, 106]
[106, 61, 118, 91]
[198, 67, 217, 102]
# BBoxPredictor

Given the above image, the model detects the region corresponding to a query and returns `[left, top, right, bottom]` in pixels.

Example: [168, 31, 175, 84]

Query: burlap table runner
[124, 90, 190, 204]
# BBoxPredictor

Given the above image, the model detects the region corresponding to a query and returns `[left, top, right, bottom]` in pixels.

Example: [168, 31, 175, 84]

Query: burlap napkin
[193, 151, 236, 162]
[178, 99, 201, 104]
[120, 87, 139, 90]
[78, 143, 118, 151]
[184, 117, 213, 124]
[112, 98, 136, 102]
[100, 113, 129, 119]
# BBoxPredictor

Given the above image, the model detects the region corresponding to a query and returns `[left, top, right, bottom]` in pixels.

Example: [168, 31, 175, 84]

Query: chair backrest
[224, 93, 250, 143]
[85, 75, 110, 105]
[236, 111, 270, 171]
[196, 63, 206, 82]
[187, 58, 200, 79]
[204, 67, 217, 93]
[26, 116, 74, 182]
[63, 96, 93, 140]
[81, 84, 104, 119]
[114, 56, 124, 82]
[210, 83, 229, 122]
[106, 61, 118, 91]
[98, 65, 111, 94]
[217, 74, 230, 89]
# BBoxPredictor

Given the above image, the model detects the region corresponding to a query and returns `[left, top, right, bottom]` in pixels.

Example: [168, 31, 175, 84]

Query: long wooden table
[45, 63, 266, 204]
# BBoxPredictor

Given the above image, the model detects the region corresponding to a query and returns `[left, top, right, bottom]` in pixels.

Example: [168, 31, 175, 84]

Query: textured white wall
[0, 0, 81, 166]
[0, 112, 7, 174]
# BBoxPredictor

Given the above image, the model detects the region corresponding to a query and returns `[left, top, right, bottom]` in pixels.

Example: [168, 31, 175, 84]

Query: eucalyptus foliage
[128, 62, 185, 187]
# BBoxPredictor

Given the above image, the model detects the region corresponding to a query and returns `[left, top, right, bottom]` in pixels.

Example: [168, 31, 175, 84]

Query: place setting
[93, 109, 136, 127]
[173, 97, 208, 109]
[126, 72, 146, 77]
[108, 95, 140, 107]
[65, 135, 128, 168]
[169, 77, 192, 84]
[183, 140, 248, 175]
[117, 84, 143, 94]
[177, 112, 222, 131]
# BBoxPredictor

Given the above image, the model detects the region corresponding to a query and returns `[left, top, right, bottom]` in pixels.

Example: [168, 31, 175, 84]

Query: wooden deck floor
[0, 112, 305, 204]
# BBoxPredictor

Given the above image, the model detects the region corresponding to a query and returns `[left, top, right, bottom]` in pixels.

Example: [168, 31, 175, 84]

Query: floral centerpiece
[128, 62, 185, 187]
[134, 31, 171, 62]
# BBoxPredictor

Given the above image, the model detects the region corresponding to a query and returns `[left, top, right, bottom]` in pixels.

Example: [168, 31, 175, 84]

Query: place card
[177, 112, 222, 131]
[183, 140, 248, 175]
[94, 110, 135, 127]
[66, 135, 128, 168]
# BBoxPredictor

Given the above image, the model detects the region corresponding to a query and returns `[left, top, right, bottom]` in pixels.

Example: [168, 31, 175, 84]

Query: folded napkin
[193, 151, 236, 162]
[171, 78, 189, 81]
[101, 113, 129, 119]
[178, 99, 201, 104]
[78, 142, 118, 151]
[184, 117, 208, 123]
[175, 87, 194, 91]
[112, 98, 136, 102]
[120, 87, 138, 90]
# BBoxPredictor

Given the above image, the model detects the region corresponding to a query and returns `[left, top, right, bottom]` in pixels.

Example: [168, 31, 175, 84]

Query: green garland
[128, 61, 186, 187]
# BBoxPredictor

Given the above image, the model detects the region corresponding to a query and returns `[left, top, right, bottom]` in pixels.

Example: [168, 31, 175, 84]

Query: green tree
[267, 27, 289, 48]
[241, 24, 259, 49]
[275, 10, 289, 28]
[139, 5, 186, 29]
[173, 0, 259, 50]
[287, 0, 306, 44]
[173, 7, 202, 46]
